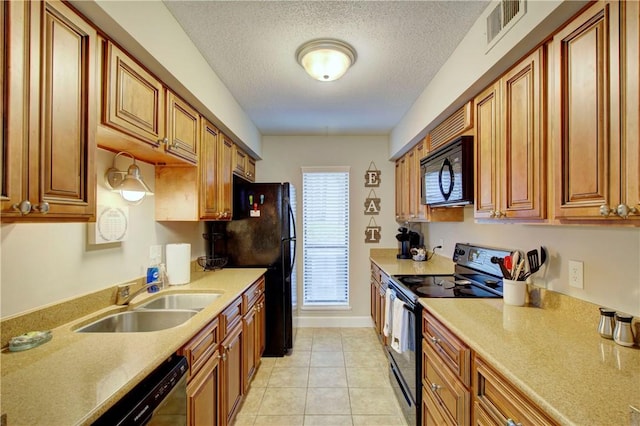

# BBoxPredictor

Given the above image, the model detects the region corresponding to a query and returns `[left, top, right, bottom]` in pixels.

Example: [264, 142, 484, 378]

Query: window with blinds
[302, 167, 350, 306]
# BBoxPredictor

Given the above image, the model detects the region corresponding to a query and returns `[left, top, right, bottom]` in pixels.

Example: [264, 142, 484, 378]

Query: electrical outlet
[569, 260, 584, 289]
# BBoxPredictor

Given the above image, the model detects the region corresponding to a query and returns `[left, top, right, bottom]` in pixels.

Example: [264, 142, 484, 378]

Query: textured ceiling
[163, 0, 489, 136]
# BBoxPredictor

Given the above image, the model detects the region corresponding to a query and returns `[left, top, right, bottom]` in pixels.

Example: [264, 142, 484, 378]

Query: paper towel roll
[166, 243, 191, 285]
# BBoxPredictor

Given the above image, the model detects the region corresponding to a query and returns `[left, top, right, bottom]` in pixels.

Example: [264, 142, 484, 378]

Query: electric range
[386, 242, 512, 426]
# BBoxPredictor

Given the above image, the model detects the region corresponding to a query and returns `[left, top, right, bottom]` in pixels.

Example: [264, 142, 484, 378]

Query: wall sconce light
[104, 151, 153, 204]
[296, 39, 357, 82]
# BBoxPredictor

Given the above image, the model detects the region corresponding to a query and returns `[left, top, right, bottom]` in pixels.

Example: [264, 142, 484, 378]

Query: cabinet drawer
[473, 356, 557, 426]
[423, 310, 471, 386]
[242, 276, 265, 314]
[371, 262, 381, 283]
[423, 385, 454, 426]
[423, 341, 470, 426]
[221, 296, 243, 337]
[180, 317, 219, 379]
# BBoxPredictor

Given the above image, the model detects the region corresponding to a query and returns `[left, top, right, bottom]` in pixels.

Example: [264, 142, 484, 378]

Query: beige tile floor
[232, 327, 408, 426]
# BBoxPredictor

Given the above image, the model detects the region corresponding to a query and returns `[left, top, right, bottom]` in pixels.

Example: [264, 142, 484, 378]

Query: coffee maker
[396, 227, 420, 259]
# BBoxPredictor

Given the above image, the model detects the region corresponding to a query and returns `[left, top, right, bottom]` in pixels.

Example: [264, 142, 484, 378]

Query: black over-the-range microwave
[420, 135, 474, 207]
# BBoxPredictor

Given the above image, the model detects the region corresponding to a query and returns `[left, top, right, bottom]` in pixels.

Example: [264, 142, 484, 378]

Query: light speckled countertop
[370, 249, 640, 425]
[0, 268, 266, 426]
[369, 248, 455, 276]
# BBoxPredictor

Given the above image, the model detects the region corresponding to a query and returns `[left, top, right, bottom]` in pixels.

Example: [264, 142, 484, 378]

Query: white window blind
[302, 167, 350, 306]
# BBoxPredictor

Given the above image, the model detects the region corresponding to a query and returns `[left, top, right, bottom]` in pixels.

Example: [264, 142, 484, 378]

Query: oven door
[385, 285, 421, 426]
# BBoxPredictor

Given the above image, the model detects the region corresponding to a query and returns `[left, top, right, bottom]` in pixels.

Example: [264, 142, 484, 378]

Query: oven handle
[390, 361, 413, 406]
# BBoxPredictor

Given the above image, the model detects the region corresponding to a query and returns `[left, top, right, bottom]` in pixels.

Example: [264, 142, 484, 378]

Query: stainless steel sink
[135, 293, 223, 312]
[75, 310, 197, 333]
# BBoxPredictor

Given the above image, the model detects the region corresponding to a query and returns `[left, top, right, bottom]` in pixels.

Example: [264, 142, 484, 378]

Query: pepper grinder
[597, 307, 616, 339]
[613, 313, 635, 347]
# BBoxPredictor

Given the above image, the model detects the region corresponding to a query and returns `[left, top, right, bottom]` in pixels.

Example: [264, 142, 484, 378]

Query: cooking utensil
[511, 251, 520, 278]
[514, 259, 525, 280]
[540, 246, 547, 265]
[504, 255, 512, 272]
[491, 256, 511, 279]
[527, 249, 541, 274]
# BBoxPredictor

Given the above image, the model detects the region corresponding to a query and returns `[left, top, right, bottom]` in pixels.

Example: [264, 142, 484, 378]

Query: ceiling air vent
[486, 0, 526, 52]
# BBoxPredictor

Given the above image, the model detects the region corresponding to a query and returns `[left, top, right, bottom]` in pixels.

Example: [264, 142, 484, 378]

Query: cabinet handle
[506, 419, 522, 426]
[600, 204, 616, 217]
[12, 200, 32, 215]
[430, 383, 441, 392]
[616, 204, 638, 219]
[32, 202, 50, 214]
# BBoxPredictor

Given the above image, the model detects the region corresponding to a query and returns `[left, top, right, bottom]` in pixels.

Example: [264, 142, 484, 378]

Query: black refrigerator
[206, 181, 296, 356]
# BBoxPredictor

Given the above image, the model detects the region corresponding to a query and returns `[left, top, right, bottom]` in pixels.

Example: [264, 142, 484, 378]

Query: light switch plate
[569, 260, 584, 289]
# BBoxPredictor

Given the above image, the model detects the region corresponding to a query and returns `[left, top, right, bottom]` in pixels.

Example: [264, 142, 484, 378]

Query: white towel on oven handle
[391, 297, 409, 353]
[383, 287, 394, 337]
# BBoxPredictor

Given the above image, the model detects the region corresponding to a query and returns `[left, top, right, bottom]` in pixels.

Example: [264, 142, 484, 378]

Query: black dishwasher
[93, 354, 188, 426]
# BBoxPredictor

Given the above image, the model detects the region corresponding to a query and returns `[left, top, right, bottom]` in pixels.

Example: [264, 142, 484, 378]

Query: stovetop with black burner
[389, 243, 513, 301]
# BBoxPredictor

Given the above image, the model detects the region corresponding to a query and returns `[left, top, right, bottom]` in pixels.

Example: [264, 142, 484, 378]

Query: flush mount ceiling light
[105, 151, 154, 205]
[296, 39, 357, 82]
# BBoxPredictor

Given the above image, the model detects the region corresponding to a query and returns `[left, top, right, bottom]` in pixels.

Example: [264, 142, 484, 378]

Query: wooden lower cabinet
[187, 350, 221, 426]
[422, 340, 470, 425]
[243, 304, 257, 389]
[255, 294, 266, 365]
[221, 321, 243, 425]
[423, 386, 452, 426]
[473, 356, 557, 426]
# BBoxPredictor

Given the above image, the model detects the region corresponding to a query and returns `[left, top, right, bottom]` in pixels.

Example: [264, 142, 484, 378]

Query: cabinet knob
[489, 210, 496, 218]
[506, 419, 522, 426]
[12, 200, 32, 215]
[430, 336, 440, 345]
[430, 383, 441, 392]
[32, 202, 50, 214]
[158, 137, 168, 146]
[599, 204, 616, 217]
[616, 204, 638, 219]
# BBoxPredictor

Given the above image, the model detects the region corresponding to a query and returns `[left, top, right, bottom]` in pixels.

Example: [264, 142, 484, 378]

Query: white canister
[503, 279, 526, 306]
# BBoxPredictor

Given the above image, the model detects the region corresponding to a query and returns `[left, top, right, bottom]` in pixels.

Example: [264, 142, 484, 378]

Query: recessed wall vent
[486, 0, 526, 52]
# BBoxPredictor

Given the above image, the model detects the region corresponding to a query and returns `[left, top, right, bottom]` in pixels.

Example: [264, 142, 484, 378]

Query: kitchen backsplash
[421, 208, 640, 316]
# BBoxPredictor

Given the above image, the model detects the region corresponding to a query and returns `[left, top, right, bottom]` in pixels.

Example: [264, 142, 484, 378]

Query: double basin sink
[75, 292, 223, 333]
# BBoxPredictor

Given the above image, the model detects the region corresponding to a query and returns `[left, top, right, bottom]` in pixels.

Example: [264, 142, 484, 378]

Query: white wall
[259, 135, 396, 325]
[421, 209, 640, 316]
[0, 149, 206, 319]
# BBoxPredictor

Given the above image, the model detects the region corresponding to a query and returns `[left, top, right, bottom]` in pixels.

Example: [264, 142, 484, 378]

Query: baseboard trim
[293, 316, 374, 328]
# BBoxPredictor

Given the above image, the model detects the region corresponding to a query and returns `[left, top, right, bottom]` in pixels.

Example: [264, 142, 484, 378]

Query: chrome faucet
[116, 283, 154, 305]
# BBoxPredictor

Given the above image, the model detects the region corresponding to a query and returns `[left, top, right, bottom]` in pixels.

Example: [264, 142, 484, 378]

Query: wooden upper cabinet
[2, 0, 96, 221]
[474, 82, 501, 219]
[155, 120, 233, 221]
[166, 91, 199, 164]
[475, 47, 545, 220]
[232, 143, 255, 182]
[218, 134, 233, 219]
[501, 47, 546, 219]
[102, 40, 164, 147]
[622, 0, 640, 219]
[551, 0, 633, 220]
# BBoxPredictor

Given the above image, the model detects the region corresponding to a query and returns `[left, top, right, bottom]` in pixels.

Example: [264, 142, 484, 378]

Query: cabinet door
[103, 41, 164, 146]
[246, 156, 256, 182]
[29, 0, 96, 219]
[501, 47, 546, 219]
[1, 1, 27, 216]
[200, 120, 220, 219]
[242, 305, 257, 391]
[187, 350, 221, 426]
[221, 322, 243, 425]
[395, 159, 403, 221]
[256, 294, 266, 358]
[395, 156, 410, 221]
[552, 0, 620, 219]
[474, 82, 501, 219]
[218, 134, 233, 219]
[166, 91, 199, 164]
[407, 147, 419, 220]
[232, 144, 247, 176]
[621, 0, 640, 219]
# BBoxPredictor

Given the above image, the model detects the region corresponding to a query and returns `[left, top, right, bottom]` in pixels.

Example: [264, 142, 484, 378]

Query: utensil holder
[503, 279, 526, 306]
